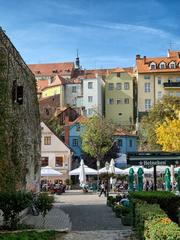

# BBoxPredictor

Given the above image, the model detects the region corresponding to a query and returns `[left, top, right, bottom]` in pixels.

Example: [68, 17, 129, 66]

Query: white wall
[64, 83, 82, 107]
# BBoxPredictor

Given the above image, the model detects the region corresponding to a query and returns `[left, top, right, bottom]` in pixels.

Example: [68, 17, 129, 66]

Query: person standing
[99, 182, 106, 197]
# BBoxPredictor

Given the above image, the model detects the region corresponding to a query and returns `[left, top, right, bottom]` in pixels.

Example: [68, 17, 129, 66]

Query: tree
[155, 116, 180, 152]
[139, 96, 180, 151]
[82, 116, 114, 166]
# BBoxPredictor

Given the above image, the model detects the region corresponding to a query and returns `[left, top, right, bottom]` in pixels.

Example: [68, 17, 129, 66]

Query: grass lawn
[0, 231, 64, 240]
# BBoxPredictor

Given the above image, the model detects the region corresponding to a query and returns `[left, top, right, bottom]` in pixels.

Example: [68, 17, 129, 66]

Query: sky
[1, 0, 180, 69]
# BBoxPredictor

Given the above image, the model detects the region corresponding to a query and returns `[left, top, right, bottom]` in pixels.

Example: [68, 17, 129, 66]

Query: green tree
[139, 96, 180, 150]
[82, 116, 114, 166]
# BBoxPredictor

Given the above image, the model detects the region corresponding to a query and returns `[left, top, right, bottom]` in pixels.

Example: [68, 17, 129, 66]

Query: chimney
[136, 54, 140, 59]
[64, 116, 69, 145]
[143, 56, 146, 63]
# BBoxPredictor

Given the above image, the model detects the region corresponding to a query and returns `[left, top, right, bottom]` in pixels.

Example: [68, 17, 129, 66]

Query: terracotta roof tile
[28, 62, 74, 76]
[36, 79, 48, 93]
[69, 115, 87, 125]
[136, 51, 180, 73]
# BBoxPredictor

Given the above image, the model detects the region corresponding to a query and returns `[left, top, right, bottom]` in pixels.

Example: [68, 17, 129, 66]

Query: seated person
[120, 194, 129, 207]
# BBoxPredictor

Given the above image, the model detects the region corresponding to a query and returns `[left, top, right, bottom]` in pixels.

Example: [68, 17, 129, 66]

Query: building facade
[41, 122, 72, 182]
[105, 68, 134, 126]
[0, 28, 41, 191]
[135, 50, 180, 119]
[82, 73, 105, 117]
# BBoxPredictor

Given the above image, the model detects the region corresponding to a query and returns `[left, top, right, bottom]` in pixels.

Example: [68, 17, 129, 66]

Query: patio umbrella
[128, 167, 134, 191]
[41, 166, 62, 177]
[69, 164, 97, 175]
[109, 158, 115, 174]
[164, 168, 171, 191]
[79, 159, 86, 184]
[123, 166, 150, 175]
[137, 167, 144, 191]
[99, 166, 124, 174]
[175, 167, 180, 173]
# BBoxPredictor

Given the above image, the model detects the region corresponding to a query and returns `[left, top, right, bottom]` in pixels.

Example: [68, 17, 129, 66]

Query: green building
[105, 68, 135, 126]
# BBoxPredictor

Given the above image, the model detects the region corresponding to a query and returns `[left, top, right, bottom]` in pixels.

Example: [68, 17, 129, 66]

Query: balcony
[163, 81, 180, 88]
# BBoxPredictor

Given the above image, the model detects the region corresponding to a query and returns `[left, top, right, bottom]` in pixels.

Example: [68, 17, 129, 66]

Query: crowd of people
[40, 180, 66, 194]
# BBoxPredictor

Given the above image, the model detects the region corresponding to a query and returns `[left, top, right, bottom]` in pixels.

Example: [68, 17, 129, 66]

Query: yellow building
[135, 50, 180, 119]
[105, 68, 135, 126]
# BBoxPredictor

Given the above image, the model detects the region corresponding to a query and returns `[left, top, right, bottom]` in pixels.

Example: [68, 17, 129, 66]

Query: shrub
[134, 201, 180, 240]
[0, 191, 32, 229]
[34, 193, 54, 227]
[130, 191, 180, 222]
[107, 196, 116, 206]
[114, 205, 131, 218]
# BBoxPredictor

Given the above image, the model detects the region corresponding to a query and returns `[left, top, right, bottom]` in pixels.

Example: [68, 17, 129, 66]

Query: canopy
[99, 166, 124, 174]
[148, 166, 171, 174]
[79, 159, 86, 184]
[41, 166, 62, 177]
[123, 166, 151, 175]
[175, 167, 180, 173]
[69, 165, 97, 176]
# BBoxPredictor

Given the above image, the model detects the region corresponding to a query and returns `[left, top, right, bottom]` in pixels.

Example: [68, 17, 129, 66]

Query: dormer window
[150, 62, 156, 70]
[169, 61, 176, 69]
[159, 62, 166, 69]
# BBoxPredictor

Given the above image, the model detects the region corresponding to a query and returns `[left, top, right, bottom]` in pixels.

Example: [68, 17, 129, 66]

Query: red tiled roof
[41, 75, 71, 90]
[36, 79, 48, 93]
[136, 50, 180, 73]
[71, 115, 87, 125]
[28, 62, 74, 76]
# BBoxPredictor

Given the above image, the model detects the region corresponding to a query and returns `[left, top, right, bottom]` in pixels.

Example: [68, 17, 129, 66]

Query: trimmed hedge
[0, 231, 56, 240]
[130, 191, 180, 222]
[107, 196, 116, 207]
[134, 201, 180, 240]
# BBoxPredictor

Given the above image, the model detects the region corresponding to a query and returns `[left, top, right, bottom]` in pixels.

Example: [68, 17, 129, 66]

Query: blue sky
[1, 0, 180, 69]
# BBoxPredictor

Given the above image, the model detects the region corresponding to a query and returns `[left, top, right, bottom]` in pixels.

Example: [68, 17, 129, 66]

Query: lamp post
[105, 161, 110, 199]
[97, 160, 100, 191]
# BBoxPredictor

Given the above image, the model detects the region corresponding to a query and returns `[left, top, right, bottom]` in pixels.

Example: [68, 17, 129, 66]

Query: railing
[163, 82, 180, 88]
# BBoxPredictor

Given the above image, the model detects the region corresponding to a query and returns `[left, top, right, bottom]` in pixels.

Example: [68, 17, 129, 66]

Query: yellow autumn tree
[156, 116, 180, 151]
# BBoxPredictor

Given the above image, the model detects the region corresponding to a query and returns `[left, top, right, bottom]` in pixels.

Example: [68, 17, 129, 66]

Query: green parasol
[128, 167, 134, 191]
[164, 168, 171, 191]
[137, 167, 144, 191]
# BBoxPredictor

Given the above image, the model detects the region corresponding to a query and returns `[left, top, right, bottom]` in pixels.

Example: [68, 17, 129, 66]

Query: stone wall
[0, 28, 41, 191]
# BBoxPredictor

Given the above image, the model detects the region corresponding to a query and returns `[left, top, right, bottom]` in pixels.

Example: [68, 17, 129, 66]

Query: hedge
[134, 201, 180, 240]
[130, 191, 180, 222]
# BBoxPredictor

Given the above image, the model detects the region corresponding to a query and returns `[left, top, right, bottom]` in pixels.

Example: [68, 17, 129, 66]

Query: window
[117, 72, 121, 77]
[159, 62, 166, 69]
[116, 83, 122, 90]
[108, 98, 114, 104]
[117, 99, 122, 104]
[73, 138, 78, 146]
[129, 139, 133, 147]
[169, 92, 174, 96]
[88, 108, 93, 115]
[41, 157, 49, 167]
[176, 77, 180, 82]
[144, 83, 151, 92]
[76, 124, 80, 131]
[157, 77, 161, 85]
[145, 99, 151, 110]
[55, 156, 63, 167]
[150, 62, 156, 70]
[44, 136, 51, 145]
[157, 91, 162, 100]
[168, 77, 173, 82]
[124, 82, 129, 90]
[176, 92, 180, 97]
[72, 86, 77, 93]
[118, 139, 123, 147]
[88, 82, 93, 89]
[124, 98, 129, 104]
[169, 61, 176, 69]
[108, 83, 114, 90]
[88, 96, 93, 102]
[144, 75, 150, 80]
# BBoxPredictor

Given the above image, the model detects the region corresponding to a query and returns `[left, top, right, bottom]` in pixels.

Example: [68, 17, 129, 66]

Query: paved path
[24, 191, 135, 239]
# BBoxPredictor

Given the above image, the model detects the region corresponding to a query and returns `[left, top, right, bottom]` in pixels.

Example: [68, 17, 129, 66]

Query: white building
[82, 74, 105, 117]
[41, 122, 72, 182]
[64, 82, 83, 107]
